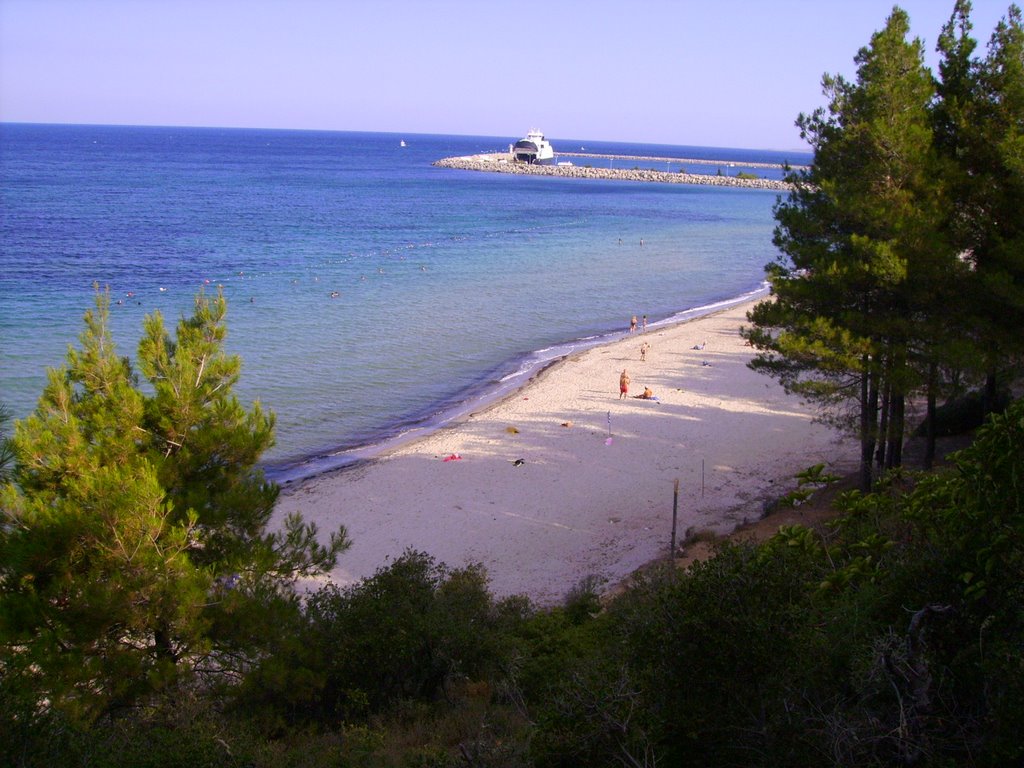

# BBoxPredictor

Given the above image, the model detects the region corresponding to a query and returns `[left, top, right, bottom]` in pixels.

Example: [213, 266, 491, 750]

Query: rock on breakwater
[433, 154, 794, 191]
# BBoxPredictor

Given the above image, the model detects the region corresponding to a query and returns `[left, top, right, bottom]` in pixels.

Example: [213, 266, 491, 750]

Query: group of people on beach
[618, 316, 707, 401]
[628, 314, 648, 334]
[620, 312, 656, 399]
[619, 369, 654, 400]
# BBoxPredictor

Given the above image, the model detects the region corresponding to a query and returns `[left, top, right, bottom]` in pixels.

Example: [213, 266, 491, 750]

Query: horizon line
[0, 119, 813, 156]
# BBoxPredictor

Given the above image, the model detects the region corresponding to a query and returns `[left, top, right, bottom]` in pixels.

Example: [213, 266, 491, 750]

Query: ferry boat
[512, 129, 555, 165]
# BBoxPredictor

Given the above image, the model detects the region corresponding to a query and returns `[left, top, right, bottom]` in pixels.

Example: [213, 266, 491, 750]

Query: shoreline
[273, 297, 859, 606]
[266, 287, 770, 485]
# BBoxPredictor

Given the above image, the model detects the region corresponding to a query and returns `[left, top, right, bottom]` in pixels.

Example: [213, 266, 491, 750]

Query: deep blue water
[0, 123, 810, 481]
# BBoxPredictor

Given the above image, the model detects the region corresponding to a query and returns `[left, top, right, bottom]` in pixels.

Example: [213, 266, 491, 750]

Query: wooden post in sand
[670, 478, 679, 559]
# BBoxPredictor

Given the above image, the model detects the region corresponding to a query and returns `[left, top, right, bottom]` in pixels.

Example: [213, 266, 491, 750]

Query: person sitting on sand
[619, 369, 630, 399]
[633, 386, 655, 400]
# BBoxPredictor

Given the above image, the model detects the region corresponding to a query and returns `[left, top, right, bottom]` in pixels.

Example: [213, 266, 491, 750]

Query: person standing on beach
[619, 369, 630, 399]
[630, 315, 638, 333]
[642, 314, 647, 332]
[640, 342, 649, 361]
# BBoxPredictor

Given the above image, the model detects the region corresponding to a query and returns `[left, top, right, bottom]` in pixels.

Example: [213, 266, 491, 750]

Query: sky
[0, 0, 1014, 151]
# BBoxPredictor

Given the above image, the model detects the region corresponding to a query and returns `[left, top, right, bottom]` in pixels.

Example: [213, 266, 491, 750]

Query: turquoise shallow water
[0, 124, 809, 480]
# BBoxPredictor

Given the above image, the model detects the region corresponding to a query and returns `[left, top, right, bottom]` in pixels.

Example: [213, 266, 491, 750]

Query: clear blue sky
[0, 0, 1013, 150]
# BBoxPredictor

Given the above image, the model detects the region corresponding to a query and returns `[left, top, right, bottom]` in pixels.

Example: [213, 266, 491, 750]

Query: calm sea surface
[0, 124, 810, 481]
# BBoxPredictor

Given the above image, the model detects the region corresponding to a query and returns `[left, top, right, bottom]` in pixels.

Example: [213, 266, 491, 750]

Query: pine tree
[936, 2, 1024, 408]
[745, 8, 951, 489]
[0, 292, 206, 719]
[0, 288, 349, 723]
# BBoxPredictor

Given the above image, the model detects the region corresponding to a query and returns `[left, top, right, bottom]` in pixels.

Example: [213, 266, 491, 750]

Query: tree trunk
[154, 626, 177, 664]
[924, 362, 937, 470]
[887, 392, 905, 469]
[859, 363, 879, 491]
[876, 367, 891, 471]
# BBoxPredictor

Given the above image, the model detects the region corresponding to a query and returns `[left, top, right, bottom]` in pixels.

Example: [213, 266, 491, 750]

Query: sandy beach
[275, 299, 859, 606]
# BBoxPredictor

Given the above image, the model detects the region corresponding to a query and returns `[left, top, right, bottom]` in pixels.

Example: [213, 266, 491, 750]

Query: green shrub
[245, 550, 514, 724]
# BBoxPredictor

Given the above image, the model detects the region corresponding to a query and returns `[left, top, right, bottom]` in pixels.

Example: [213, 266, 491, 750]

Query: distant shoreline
[433, 153, 795, 191]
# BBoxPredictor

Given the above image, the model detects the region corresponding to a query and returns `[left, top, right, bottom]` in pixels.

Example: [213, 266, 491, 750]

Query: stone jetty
[433, 153, 795, 191]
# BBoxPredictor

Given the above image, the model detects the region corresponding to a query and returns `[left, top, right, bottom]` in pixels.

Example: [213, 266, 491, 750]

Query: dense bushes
[233, 550, 526, 728]
[4, 399, 1022, 766]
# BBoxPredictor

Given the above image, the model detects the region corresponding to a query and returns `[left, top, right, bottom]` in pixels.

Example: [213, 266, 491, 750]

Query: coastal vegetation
[1, 2, 1022, 767]
[743, 1, 1024, 492]
[2, 382, 1022, 765]
[0, 289, 349, 726]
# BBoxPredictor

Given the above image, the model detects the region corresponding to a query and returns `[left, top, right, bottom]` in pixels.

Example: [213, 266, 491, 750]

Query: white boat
[400, 140, 407, 147]
[512, 129, 555, 165]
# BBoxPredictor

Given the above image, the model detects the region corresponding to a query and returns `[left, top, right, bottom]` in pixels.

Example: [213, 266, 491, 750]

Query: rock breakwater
[433, 154, 794, 191]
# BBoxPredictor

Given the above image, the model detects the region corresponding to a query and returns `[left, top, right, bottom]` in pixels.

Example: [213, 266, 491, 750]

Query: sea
[0, 123, 810, 483]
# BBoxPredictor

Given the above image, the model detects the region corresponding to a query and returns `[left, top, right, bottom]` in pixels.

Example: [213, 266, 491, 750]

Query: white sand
[274, 299, 859, 606]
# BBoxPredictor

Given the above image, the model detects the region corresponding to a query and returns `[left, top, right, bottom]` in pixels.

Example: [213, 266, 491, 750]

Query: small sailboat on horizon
[400, 139, 407, 147]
